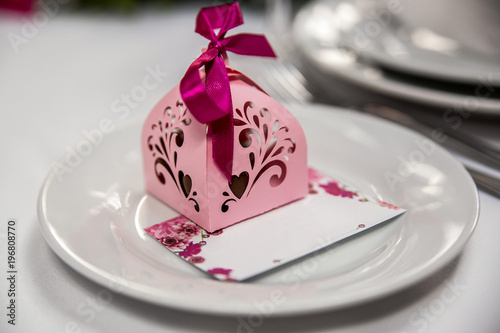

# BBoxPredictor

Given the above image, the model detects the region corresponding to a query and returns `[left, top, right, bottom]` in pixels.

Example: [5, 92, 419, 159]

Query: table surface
[1, 3, 500, 333]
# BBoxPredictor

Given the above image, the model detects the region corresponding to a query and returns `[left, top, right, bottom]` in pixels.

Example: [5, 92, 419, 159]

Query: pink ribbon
[180, 2, 276, 182]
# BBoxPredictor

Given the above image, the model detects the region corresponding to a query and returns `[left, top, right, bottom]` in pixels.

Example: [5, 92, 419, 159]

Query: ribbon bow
[180, 2, 276, 182]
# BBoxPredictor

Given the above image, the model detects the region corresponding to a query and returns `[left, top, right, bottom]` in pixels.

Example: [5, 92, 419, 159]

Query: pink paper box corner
[141, 70, 308, 232]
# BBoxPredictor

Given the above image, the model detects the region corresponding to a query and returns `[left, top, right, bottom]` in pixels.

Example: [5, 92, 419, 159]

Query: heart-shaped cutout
[229, 172, 249, 199]
[178, 171, 192, 198]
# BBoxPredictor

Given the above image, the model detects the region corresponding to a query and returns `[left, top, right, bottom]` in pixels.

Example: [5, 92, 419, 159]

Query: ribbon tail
[181, 52, 234, 182]
[205, 55, 234, 182]
[212, 113, 234, 182]
[204, 55, 233, 116]
[224, 34, 277, 58]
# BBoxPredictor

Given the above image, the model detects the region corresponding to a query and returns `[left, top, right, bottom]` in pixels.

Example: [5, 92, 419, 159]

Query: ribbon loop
[195, 2, 244, 39]
[180, 2, 276, 181]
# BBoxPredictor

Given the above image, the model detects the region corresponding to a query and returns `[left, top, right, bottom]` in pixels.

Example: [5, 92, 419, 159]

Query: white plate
[354, 22, 500, 86]
[293, 0, 500, 115]
[321, 0, 500, 85]
[38, 104, 479, 315]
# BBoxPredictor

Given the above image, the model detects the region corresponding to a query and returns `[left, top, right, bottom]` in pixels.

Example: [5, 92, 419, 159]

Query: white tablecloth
[1, 3, 499, 332]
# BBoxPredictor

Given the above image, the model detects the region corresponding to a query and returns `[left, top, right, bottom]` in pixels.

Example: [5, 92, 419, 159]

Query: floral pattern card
[144, 168, 406, 281]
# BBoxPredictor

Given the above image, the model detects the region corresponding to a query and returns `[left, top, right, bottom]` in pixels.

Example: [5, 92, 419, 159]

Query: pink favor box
[141, 70, 308, 232]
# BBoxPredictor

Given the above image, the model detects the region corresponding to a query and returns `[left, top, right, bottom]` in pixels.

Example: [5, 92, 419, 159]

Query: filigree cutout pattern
[221, 101, 297, 212]
[147, 100, 199, 212]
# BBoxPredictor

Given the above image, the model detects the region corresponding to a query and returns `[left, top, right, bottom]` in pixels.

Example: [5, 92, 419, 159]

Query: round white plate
[354, 23, 500, 86]
[38, 104, 479, 315]
[318, 0, 500, 85]
[293, 0, 500, 115]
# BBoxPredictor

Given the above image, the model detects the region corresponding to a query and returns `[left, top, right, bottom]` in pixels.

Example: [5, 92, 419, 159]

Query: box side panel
[206, 80, 308, 231]
[141, 85, 210, 228]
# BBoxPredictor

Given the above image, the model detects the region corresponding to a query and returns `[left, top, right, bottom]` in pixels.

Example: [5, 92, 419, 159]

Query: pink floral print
[179, 242, 202, 258]
[308, 168, 401, 211]
[145, 217, 222, 273]
[375, 199, 400, 210]
[308, 168, 325, 183]
[320, 181, 358, 198]
[145, 216, 201, 250]
[207, 267, 234, 281]
[207, 267, 232, 275]
[159, 235, 191, 250]
[188, 256, 205, 264]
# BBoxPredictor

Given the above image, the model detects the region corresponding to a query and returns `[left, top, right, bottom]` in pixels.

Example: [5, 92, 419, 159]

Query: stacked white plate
[292, 0, 500, 115]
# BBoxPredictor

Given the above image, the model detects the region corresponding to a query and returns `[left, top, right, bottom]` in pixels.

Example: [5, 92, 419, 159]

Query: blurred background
[0, 0, 269, 13]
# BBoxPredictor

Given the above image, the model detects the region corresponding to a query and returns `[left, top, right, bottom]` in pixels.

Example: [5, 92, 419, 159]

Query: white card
[145, 168, 405, 281]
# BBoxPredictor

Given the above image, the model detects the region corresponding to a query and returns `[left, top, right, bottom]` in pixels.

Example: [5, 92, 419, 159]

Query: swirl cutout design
[221, 101, 297, 213]
[148, 100, 199, 213]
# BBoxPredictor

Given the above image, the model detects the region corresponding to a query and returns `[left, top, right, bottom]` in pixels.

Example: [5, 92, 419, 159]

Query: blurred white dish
[38, 104, 479, 315]
[393, 0, 500, 74]
[293, 0, 500, 114]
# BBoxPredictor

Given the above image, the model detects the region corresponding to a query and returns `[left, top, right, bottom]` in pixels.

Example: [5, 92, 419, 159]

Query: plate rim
[37, 104, 480, 315]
